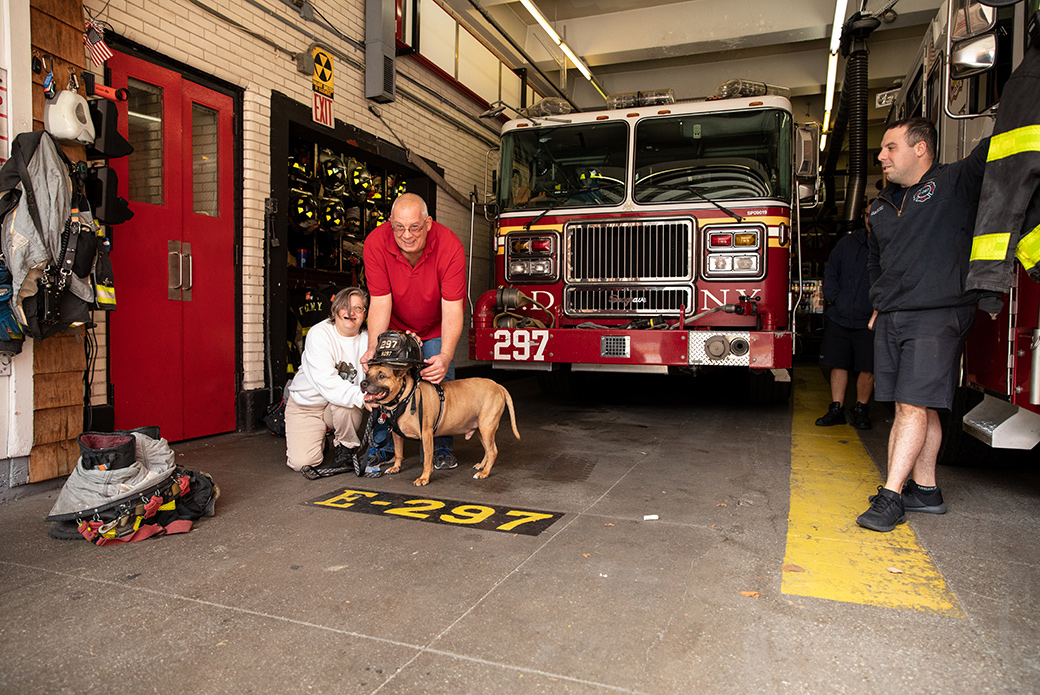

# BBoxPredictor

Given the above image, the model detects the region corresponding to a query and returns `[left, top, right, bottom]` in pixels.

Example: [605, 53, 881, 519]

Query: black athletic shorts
[818, 319, 875, 372]
[873, 305, 975, 410]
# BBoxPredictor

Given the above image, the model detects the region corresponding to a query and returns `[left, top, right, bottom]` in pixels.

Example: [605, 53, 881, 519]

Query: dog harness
[376, 376, 445, 466]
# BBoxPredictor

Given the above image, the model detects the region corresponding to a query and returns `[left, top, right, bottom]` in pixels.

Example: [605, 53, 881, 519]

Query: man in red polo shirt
[360, 193, 466, 472]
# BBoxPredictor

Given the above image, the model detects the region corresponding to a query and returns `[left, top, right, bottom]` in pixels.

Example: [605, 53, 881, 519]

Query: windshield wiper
[635, 182, 743, 222]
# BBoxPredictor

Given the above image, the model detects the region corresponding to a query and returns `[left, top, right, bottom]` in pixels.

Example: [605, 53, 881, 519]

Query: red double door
[107, 52, 236, 441]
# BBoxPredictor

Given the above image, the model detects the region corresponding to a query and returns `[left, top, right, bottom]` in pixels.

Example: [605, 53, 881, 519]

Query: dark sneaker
[902, 480, 946, 514]
[433, 452, 458, 470]
[357, 446, 392, 469]
[815, 401, 847, 427]
[872, 479, 946, 514]
[848, 402, 872, 430]
[857, 486, 907, 532]
[334, 444, 357, 467]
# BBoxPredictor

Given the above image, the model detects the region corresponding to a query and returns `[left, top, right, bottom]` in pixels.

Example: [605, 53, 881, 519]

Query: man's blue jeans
[369, 336, 454, 457]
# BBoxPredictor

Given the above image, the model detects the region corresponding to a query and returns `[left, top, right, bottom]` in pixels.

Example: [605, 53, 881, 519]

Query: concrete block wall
[81, 0, 500, 395]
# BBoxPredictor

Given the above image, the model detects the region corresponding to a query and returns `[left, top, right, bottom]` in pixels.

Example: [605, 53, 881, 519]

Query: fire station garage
[2, 0, 1039, 693]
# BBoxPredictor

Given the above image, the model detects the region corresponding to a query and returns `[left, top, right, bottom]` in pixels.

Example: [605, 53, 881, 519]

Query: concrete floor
[1, 368, 1038, 694]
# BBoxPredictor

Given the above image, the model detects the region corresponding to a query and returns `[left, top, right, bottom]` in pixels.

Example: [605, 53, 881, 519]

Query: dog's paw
[473, 471, 490, 480]
[412, 477, 430, 486]
[386, 465, 401, 475]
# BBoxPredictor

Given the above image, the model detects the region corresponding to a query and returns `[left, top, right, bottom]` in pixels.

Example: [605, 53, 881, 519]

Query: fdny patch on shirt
[913, 181, 936, 203]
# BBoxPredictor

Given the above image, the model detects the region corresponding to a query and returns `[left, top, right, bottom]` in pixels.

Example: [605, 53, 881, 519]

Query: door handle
[168, 240, 182, 300]
[181, 241, 192, 301]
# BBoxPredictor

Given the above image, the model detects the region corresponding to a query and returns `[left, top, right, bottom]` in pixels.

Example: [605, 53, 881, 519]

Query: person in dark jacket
[856, 117, 988, 533]
[816, 220, 875, 430]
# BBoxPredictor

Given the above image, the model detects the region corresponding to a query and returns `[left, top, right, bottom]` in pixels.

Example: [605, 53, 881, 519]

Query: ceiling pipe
[465, 0, 581, 112]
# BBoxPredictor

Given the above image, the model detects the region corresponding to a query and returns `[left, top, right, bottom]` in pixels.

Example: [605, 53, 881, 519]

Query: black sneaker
[433, 452, 458, 470]
[872, 479, 947, 514]
[815, 401, 847, 426]
[848, 402, 872, 430]
[857, 486, 906, 532]
[334, 444, 357, 468]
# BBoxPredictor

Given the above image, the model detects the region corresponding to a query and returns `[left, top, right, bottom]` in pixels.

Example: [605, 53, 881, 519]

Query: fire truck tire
[936, 387, 986, 467]
[746, 370, 792, 405]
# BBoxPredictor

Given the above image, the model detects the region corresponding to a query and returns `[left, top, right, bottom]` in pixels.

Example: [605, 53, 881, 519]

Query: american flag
[83, 22, 113, 67]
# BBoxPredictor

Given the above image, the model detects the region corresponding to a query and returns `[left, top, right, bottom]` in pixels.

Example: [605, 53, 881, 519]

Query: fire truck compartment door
[963, 394, 1040, 450]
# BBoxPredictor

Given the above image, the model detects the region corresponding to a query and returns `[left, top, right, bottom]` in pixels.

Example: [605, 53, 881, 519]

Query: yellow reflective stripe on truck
[970, 232, 1011, 261]
[987, 125, 1040, 162]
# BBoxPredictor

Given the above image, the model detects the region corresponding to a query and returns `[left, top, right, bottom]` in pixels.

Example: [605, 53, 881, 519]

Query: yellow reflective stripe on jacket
[95, 284, 116, 305]
[970, 232, 1011, 261]
[1015, 223, 1040, 269]
[987, 125, 1040, 162]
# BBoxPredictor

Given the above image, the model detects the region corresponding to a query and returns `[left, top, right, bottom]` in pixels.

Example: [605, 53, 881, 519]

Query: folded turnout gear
[46, 427, 218, 545]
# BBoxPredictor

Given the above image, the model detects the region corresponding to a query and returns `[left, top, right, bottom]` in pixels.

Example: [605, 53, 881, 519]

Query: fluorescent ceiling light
[520, 0, 604, 97]
[822, 0, 849, 149]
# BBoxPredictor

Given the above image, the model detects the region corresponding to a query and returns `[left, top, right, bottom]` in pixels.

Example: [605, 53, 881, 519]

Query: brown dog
[360, 366, 520, 486]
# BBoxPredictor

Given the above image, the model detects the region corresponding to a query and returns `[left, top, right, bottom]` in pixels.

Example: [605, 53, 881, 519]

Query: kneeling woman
[285, 287, 369, 476]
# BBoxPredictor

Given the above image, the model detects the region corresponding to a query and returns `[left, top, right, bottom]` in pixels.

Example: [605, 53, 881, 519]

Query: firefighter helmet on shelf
[319, 155, 347, 193]
[367, 205, 386, 230]
[289, 156, 312, 181]
[322, 199, 346, 231]
[386, 173, 407, 200]
[368, 330, 424, 369]
[290, 193, 320, 231]
[350, 160, 374, 198]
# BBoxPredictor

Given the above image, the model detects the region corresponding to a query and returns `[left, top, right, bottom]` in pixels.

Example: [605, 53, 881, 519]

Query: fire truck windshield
[633, 109, 792, 203]
[499, 121, 628, 211]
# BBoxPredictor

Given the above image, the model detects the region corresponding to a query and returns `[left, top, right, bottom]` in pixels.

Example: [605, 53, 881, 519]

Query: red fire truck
[885, 0, 1040, 461]
[469, 90, 820, 400]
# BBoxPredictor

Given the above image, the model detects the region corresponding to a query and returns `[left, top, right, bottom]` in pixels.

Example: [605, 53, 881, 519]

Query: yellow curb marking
[781, 369, 963, 616]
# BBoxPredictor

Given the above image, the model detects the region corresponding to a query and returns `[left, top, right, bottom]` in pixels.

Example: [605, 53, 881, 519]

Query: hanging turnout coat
[0, 131, 96, 336]
[967, 40, 1040, 290]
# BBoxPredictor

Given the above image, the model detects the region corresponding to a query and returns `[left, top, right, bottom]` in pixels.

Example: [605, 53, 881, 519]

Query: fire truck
[885, 0, 1040, 461]
[469, 89, 820, 401]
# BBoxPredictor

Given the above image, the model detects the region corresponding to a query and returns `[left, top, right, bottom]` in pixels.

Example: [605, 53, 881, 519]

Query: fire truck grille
[564, 286, 693, 316]
[566, 219, 693, 282]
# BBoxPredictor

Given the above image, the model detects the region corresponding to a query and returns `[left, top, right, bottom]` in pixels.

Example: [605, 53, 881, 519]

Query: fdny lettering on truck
[699, 289, 762, 310]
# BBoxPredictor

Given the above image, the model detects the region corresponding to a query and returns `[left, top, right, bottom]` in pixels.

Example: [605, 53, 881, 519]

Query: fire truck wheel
[936, 386, 986, 467]
[746, 370, 792, 405]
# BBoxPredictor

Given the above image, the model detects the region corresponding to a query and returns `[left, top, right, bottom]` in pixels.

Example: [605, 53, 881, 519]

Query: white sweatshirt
[288, 322, 367, 409]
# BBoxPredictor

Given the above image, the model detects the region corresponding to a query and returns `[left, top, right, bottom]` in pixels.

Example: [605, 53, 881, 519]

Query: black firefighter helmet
[368, 330, 424, 369]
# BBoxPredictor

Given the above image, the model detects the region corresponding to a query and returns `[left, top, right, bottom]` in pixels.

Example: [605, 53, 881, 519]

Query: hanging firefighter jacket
[967, 38, 1040, 292]
[0, 131, 98, 340]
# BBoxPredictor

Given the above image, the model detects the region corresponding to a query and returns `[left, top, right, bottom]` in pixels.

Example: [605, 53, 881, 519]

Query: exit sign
[313, 92, 333, 128]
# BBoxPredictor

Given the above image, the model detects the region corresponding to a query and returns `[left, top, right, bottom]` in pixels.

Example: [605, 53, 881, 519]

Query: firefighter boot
[815, 402, 847, 427]
[78, 433, 136, 471]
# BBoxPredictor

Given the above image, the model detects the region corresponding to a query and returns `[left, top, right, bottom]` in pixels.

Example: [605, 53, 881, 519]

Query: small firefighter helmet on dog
[368, 330, 424, 369]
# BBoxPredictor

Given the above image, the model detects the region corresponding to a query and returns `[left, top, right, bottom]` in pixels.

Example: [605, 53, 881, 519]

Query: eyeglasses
[390, 217, 428, 234]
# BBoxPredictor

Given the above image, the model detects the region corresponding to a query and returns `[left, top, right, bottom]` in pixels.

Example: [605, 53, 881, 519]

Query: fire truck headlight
[708, 254, 733, 272]
[734, 255, 758, 272]
[530, 260, 553, 275]
[509, 260, 530, 276]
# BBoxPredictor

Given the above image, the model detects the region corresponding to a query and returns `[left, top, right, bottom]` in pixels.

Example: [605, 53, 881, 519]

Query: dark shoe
[871, 479, 946, 514]
[334, 444, 357, 468]
[848, 402, 872, 430]
[357, 445, 392, 469]
[433, 452, 458, 470]
[815, 402, 847, 427]
[857, 486, 907, 532]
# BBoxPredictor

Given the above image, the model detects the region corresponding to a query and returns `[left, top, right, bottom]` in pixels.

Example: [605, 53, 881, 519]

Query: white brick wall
[82, 0, 500, 398]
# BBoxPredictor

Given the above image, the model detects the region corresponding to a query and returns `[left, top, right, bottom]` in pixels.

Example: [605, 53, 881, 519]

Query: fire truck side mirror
[951, 33, 998, 80]
[795, 124, 820, 207]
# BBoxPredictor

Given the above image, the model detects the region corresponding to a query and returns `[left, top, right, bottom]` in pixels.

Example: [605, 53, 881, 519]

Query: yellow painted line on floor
[781, 368, 963, 616]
